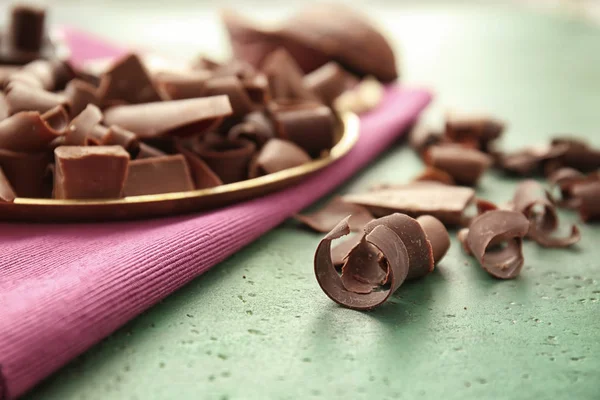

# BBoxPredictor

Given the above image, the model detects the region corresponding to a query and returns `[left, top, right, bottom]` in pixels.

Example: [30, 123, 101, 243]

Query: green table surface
[22, 3, 600, 400]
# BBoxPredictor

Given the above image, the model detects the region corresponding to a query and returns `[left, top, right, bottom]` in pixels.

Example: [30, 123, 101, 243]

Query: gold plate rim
[13, 112, 360, 207]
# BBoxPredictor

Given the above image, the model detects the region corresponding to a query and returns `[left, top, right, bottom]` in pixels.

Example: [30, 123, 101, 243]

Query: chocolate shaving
[248, 138, 311, 178]
[0, 149, 50, 197]
[425, 145, 492, 186]
[5, 82, 70, 115]
[497, 143, 568, 176]
[547, 167, 587, 208]
[261, 49, 319, 102]
[344, 183, 475, 226]
[0, 167, 17, 202]
[124, 155, 194, 196]
[465, 210, 529, 279]
[414, 167, 455, 186]
[303, 62, 351, 106]
[201, 76, 255, 116]
[331, 234, 362, 267]
[445, 112, 505, 152]
[0, 107, 68, 152]
[242, 73, 270, 106]
[416, 215, 450, 264]
[65, 104, 103, 145]
[136, 143, 167, 159]
[175, 143, 222, 189]
[551, 137, 600, 172]
[228, 111, 275, 147]
[88, 125, 140, 158]
[513, 179, 580, 248]
[153, 70, 211, 100]
[192, 137, 256, 184]
[64, 79, 99, 118]
[295, 197, 374, 233]
[103, 96, 233, 139]
[571, 180, 600, 222]
[457, 228, 471, 255]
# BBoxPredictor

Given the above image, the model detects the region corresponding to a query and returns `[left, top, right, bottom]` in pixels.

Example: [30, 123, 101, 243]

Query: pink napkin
[0, 29, 432, 400]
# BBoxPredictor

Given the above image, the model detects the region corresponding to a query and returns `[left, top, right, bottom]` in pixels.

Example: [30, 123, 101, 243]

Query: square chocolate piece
[123, 155, 194, 196]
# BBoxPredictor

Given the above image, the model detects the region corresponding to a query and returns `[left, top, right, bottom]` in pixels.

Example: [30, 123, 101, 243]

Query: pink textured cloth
[0, 29, 432, 400]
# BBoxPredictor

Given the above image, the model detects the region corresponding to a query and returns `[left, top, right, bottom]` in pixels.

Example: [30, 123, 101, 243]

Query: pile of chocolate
[300, 113, 600, 310]
[0, 3, 398, 202]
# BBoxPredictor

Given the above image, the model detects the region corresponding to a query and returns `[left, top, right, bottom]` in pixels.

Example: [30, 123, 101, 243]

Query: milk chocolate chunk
[193, 137, 256, 184]
[153, 70, 211, 100]
[414, 167, 455, 186]
[571, 180, 600, 222]
[98, 53, 167, 105]
[249, 138, 311, 178]
[54, 146, 130, 199]
[64, 79, 99, 118]
[303, 62, 350, 106]
[88, 125, 140, 157]
[551, 138, 600, 172]
[261, 49, 319, 102]
[445, 112, 504, 152]
[271, 103, 335, 158]
[295, 197, 374, 233]
[103, 96, 233, 139]
[124, 155, 194, 196]
[202, 76, 255, 116]
[136, 143, 167, 159]
[344, 183, 475, 226]
[513, 180, 580, 248]
[228, 111, 275, 146]
[175, 143, 222, 189]
[465, 210, 529, 279]
[8, 4, 46, 53]
[0, 167, 17, 202]
[5, 82, 70, 115]
[425, 145, 492, 186]
[0, 108, 67, 152]
[65, 104, 103, 145]
[497, 143, 568, 176]
[0, 149, 50, 197]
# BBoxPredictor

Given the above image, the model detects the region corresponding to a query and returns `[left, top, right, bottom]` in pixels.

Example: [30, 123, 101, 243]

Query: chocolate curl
[136, 143, 167, 159]
[0, 106, 68, 152]
[465, 210, 530, 279]
[64, 79, 100, 118]
[551, 138, 600, 173]
[5, 82, 70, 115]
[414, 167, 455, 186]
[193, 137, 256, 184]
[88, 125, 140, 158]
[153, 70, 211, 100]
[271, 102, 335, 158]
[0, 167, 17, 202]
[9, 4, 46, 53]
[248, 138, 311, 178]
[295, 196, 374, 233]
[0, 148, 50, 197]
[571, 180, 600, 222]
[416, 215, 451, 263]
[547, 167, 587, 208]
[261, 49, 319, 102]
[303, 62, 351, 106]
[175, 143, 222, 190]
[242, 73, 270, 106]
[228, 111, 275, 147]
[513, 180, 580, 248]
[123, 155, 195, 197]
[424, 145, 492, 186]
[408, 125, 443, 153]
[445, 112, 505, 152]
[497, 143, 568, 176]
[65, 104, 103, 145]
[103, 96, 233, 139]
[201, 76, 255, 116]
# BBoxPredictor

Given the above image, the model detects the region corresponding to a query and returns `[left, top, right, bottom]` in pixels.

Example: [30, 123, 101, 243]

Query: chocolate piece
[193, 137, 256, 184]
[333, 77, 384, 115]
[54, 146, 130, 199]
[124, 155, 194, 196]
[103, 96, 233, 139]
[20, 60, 58, 90]
[547, 167, 587, 208]
[445, 112, 504, 152]
[202, 76, 255, 116]
[248, 138, 311, 178]
[295, 197, 374, 233]
[513, 180, 580, 248]
[425, 145, 492, 186]
[98, 53, 167, 105]
[242, 73, 270, 106]
[228, 111, 275, 146]
[551, 138, 600, 172]
[0, 93, 9, 121]
[153, 70, 211, 100]
[88, 125, 140, 157]
[571, 180, 600, 222]
[416, 215, 450, 264]
[65, 104, 103, 145]
[0, 107, 68, 152]
[457, 228, 471, 255]
[5, 82, 70, 115]
[136, 143, 167, 159]
[64, 79, 99, 118]
[8, 4, 46, 53]
[344, 183, 475, 226]
[212, 59, 257, 80]
[408, 125, 443, 153]
[0, 149, 50, 197]
[497, 143, 568, 176]
[331, 234, 362, 267]
[271, 102, 335, 158]
[303, 62, 350, 106]
[261, 49, 319, 102]
[414, 167, 455, 186]
[175, 143, 222, 189]
[0, 167, 17, 202]
[465, 210, 529, 279]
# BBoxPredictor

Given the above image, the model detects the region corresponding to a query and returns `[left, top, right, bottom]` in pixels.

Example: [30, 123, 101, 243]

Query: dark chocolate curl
[445, 112, 505, 151]
[466, 210, 529, 279]
[228, 111, 275, 146]
[5, 82, 70, 115]
[103, 96, 233, 139]
[0, 149, 50, 197]
[547, 167, 586, 208]
[331, 234, 362, 267]
[295, 196, 374, 233]
[425, 145, 492, 186]
[193, 137, 256, 184]
[416, 215, 450, 264]
[303, 62, 350, 106]
[175, 143, 223, 190]
[64, 79, 99, 118]
[9, 4, 46, 53]
[571, 180, 600, 222]
[340, 235, 389, 294]
[498, 143, 568, 176]
[65, 104, 103, 145]
[0, 167, 17, 202]
[552, 138, 600, 172]
[202, 76, 255, 116]
[271, 103, 335, 158]
[0, 109, 67, 152]
[153, 70, 211, 100]
[457, 228, 471, 255]
[249, 138, 311, 178]
[314, 217, 410, 311]
[123, 155, 194, 196]
[261, 49, 319, 102]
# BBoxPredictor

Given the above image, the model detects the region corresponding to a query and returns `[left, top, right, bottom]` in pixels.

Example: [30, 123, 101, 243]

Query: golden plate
[0, 113, 359, 222]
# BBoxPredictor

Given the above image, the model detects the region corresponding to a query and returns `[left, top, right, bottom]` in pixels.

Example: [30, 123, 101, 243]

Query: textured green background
[23, 3, 600, 400]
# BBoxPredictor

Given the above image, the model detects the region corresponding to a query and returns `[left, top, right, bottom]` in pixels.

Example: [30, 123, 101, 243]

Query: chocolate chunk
[175, 143, 222, 189]
[513, 180, 580, 248]
[192, 137, 256, 184]
[571, 180, 600, 222]
[8, 4, 46, 53]
[124, 155, 194, 196]
[4, 82, 70, 115]
[551, 137, 600, 172]
[0, 107, 68, 151]
[65, 104, 103, 145]
[445, 112, 504, 152]
[416, 215, 450, 264]
[228, 111, 275, 146]
[53, 146, 130, 199]
[0, 149, 50, 197]
[88, 125, 140, 157]
[295, 197, 374, 233]
[153, 70, 211, 100]
[103, 96, 233, 139]
[425, 145, 492, 186]
[271, 102, 335, 158]
[242, 73, 270, 106]
[64, 79, 99, 118]
[303, 62, 350, 106]
[344, 183, 475, 226]
[98, 53, 167, 105]
[201, 76, 255, 116]
[261, 49, 319, 102]
[497, 143, 568, 176]
[136, 143, 167, 159]
[211, 59, 257, 80]
[248, 138, 311, 178]
[414, 167, 455, 186]
[465, 210, 529, 279]
[0, 167, 17, 202]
